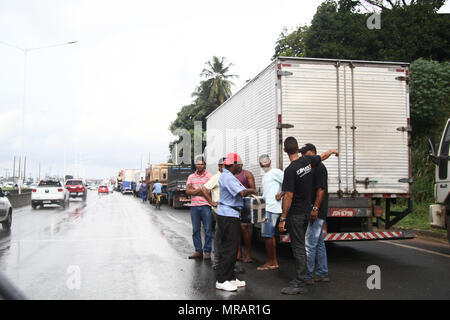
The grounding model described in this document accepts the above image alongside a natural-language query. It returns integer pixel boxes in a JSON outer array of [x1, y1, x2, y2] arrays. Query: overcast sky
[[1, 0, 448, 180]]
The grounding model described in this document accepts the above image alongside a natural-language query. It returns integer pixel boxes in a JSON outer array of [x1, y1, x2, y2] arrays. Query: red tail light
[[32, 189, 37, 192], [58, 189, 63, 192]]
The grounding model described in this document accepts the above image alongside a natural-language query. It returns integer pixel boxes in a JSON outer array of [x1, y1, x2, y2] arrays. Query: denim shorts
[[261, 211, 280, 238]]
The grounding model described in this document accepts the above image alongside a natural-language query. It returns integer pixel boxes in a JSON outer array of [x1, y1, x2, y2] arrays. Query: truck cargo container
[[206, 57, 414, 242], [167, 165, 194, 208]]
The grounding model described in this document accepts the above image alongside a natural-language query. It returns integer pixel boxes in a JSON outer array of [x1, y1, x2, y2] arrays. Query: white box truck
[[206, 57, 414, 242]]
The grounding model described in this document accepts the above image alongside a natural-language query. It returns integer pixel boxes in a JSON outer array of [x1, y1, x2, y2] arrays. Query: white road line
[[382, 241, 450, 258]]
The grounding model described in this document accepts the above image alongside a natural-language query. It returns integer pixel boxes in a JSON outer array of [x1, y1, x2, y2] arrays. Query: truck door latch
[[356, 178, 378, 189], [277, 70, 293, 76], [396, 126, 412, 132]]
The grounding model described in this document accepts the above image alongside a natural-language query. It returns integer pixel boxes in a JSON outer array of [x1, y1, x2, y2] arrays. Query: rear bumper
[[279, 230, 415, 243], [69, 192, 86, 198], [32, 199, 64, 205]]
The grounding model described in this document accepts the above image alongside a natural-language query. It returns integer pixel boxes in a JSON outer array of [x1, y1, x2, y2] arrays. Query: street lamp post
[[0, 40, 78, 194]]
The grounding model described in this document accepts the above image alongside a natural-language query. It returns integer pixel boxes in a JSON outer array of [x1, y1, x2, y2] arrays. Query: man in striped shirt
[[186, 156, 213, 260]]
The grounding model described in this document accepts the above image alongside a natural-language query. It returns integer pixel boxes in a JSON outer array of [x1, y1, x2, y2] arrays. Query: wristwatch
[[312, 206, 319, 212], [280, 216, 287, 222]]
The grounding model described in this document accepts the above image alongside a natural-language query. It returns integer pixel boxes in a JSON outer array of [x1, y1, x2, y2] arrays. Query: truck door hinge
[[277, 70, 293, 77], [396, 126, 412, 132]]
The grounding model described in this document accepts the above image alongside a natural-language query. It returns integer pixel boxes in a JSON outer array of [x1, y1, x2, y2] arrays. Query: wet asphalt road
[[0, 190, 449, 300]]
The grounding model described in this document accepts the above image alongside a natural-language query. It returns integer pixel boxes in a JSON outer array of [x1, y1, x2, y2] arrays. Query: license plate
[[43, 201, 52, 204], [330, 208, 355, 217]]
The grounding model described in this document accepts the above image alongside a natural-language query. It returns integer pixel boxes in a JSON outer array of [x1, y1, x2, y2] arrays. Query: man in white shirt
[[202, 157, 225, 269], [257, 154, 284, 271]]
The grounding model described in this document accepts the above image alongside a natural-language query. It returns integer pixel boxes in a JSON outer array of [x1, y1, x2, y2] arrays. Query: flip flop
[[245, 258, 253, 263], [257, 265, 270, 271], [268, 265, 279, 270]]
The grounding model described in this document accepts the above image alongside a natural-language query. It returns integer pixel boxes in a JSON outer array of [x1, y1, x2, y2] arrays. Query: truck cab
[[428, 118, 450, 243]]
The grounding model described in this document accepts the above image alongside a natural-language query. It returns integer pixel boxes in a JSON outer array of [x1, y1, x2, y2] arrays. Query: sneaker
[[204, 253, 211, 260], [216, 281, 238, 292], [314, 275, 330, 282], [281, 285, 308, 295], [230, 278, 246, 288], [305, 278, 315, 285]]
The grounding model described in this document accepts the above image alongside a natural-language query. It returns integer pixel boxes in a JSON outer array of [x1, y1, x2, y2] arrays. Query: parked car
[[0, 188, 12, 231], [32, 180, 70, 209], [65, 179, 87, 201], [98, 186, 109, 194]]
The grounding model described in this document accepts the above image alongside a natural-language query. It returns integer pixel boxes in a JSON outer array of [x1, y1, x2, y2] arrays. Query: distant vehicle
[[0, 188, 12, 231], [32, 180, 69, 209], [428, 118, 450, 243], [146, 164, 172, 202], [122, 169, 141, 195], [98, 186, 109, 194], [167, 165, 193, 208], [65, 179, 87, 201], [121, 181, 132, 195]]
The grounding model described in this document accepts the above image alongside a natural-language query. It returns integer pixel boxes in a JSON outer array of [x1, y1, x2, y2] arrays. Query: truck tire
[[2, 209, 12, 230]]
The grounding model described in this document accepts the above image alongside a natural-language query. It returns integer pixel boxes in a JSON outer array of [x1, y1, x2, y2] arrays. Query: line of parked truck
[[117, 165, 194, 208]]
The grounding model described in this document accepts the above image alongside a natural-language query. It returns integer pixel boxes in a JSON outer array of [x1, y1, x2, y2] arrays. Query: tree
[[168, 56, 237, 162], [274, 0, 450, 62], [193, 56, 237, 110], [273, 25, 309, 60]]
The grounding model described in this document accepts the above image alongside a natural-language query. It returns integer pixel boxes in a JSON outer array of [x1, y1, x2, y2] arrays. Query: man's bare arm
[[276, 191, 286, 201], [246, 171, 256, 190], [201, 186, 215, 206], [320, 149, 339, 161], [310, 188, 325, 221], [278, 192, 293, 232], [186, 184, 203, 196], [238, 188, 257, 198]]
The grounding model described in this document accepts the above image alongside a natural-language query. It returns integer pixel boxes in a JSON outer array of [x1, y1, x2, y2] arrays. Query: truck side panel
[[206, 62, 278, 186]]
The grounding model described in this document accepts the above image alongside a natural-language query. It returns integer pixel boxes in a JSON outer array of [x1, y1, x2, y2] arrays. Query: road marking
[[382, 241, 450, 258]]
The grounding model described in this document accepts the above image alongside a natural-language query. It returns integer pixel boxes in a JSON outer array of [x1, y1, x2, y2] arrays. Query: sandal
[[257, 265, 270, 271], [245, 258, 253, 263]]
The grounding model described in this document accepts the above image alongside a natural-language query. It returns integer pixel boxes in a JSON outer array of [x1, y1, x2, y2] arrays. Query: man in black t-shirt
[[300, 143, 330, 285], [278, 137, 338, 295]]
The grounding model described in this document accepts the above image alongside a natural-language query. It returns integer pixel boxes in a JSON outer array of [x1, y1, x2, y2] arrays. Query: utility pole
[[13, 156, 16, 183], [24, 156, 26, 184]]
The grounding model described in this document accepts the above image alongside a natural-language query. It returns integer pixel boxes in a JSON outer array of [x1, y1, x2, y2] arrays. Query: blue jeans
[[305, 218, 328, 278], [190, 205, 212, 254]]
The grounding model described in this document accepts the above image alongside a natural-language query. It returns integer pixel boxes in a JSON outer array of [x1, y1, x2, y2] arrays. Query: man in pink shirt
[[186, 156, 212, 260]]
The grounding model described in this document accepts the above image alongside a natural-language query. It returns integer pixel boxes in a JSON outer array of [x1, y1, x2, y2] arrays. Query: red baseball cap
[[223, 153, 243, 165]]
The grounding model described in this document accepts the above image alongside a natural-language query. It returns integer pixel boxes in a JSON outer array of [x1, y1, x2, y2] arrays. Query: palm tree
[[193, 56, 238, 110]]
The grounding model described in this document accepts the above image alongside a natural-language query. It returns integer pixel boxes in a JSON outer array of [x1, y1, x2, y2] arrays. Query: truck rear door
[[280, 59, 410, 196]]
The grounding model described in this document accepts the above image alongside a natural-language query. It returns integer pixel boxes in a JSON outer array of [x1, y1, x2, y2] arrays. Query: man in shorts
[[257, 154, 283, 271]]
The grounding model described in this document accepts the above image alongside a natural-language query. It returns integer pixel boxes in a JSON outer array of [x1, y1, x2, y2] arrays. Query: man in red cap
[[215, 153, 257, 292]]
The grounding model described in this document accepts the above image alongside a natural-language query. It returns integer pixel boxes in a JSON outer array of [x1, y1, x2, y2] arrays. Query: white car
[[0, 188, 12, 230], [31, 180, 70, 209]]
